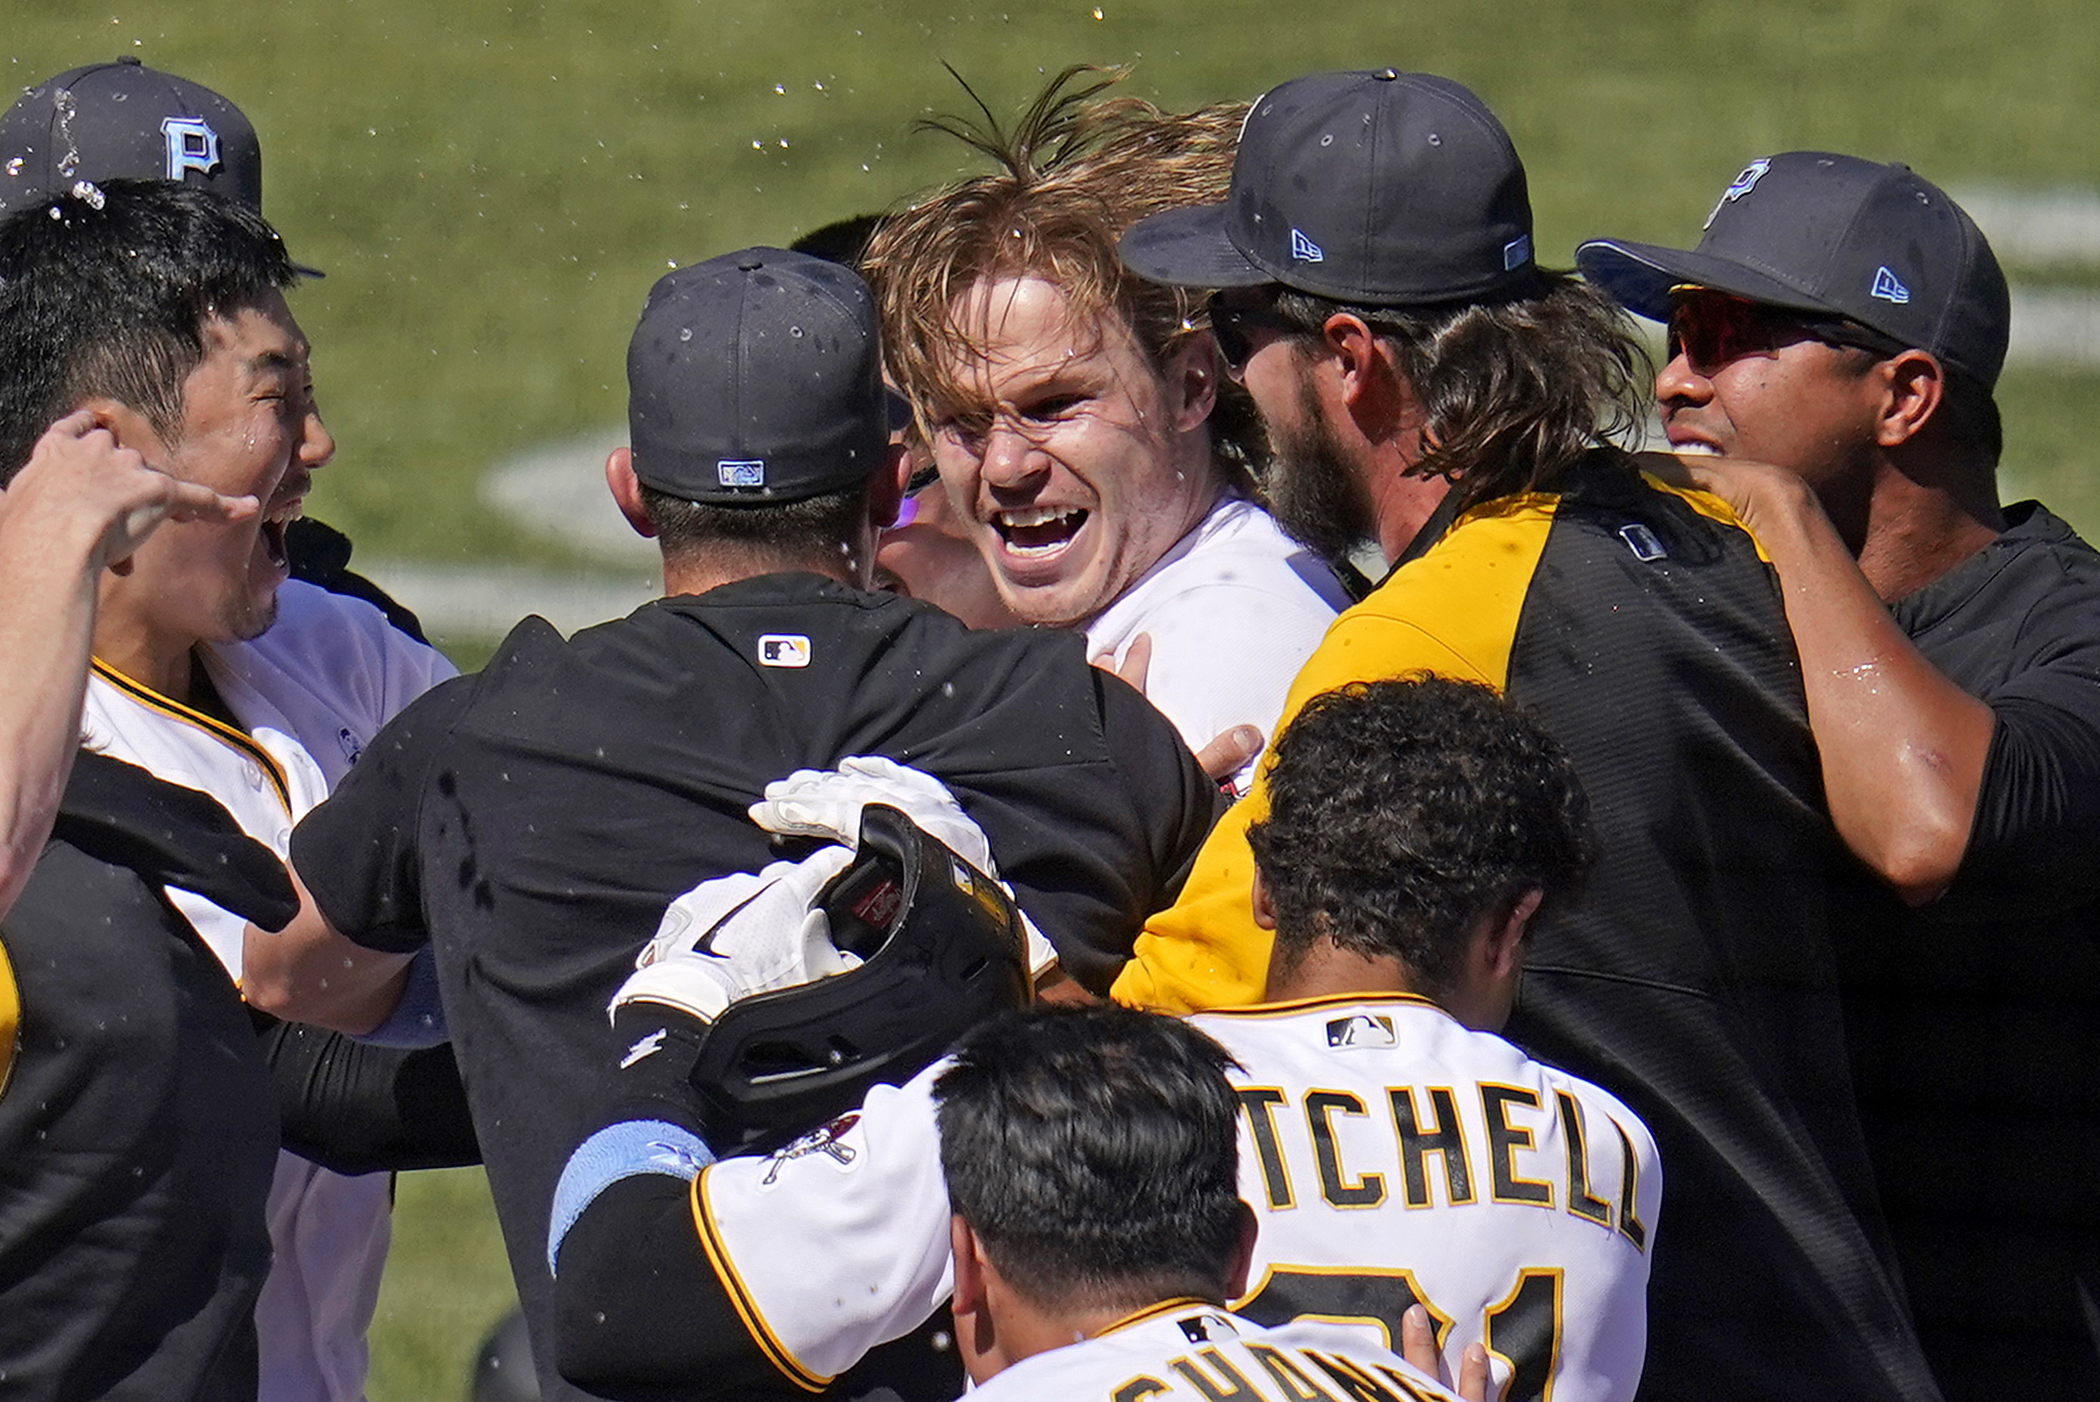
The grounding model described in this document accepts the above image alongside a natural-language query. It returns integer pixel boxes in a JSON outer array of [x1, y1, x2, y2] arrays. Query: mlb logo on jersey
[[162, 116, 221, 180], [718, 459, 766, 488], [759, 635, 811, 668], [1325, 1013, 1396, 1049]]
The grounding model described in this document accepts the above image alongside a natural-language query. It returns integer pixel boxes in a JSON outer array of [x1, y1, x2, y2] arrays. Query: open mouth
[[260, 499, 304, 568], [993, 505, 1087, 557]]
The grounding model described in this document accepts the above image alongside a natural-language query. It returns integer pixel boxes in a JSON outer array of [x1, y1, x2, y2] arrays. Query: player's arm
[[1644, 452, 1994, 905], [548, 851, 955, 1396], [244, 677, 476, 1030], [239, 867, 414, 1033], [0, 411, 257, 916]]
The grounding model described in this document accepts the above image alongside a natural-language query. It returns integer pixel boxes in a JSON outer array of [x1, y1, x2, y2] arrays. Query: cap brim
[[1576, 237, 1844, 324], [1118, 203, 1275, 290]]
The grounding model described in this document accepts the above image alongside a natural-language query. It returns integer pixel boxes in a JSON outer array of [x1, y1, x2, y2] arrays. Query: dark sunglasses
[[1666, 290, 1905, 375], [1207, 292, 1308, 372]]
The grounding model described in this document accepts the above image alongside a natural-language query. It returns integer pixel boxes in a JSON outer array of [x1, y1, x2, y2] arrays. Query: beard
[[1259, 374, 1377, 567]]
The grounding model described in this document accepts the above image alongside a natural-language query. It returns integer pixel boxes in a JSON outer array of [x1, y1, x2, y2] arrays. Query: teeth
[[995, 505, 1079, 529], [1668, 442, 1720, 457]]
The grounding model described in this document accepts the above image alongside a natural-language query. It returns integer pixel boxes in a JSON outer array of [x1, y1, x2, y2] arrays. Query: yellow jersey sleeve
[[1112, 497, 1558, 1013]]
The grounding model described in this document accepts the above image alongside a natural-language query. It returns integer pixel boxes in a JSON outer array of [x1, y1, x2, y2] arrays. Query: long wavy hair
[[861, 67, 1263, 479]]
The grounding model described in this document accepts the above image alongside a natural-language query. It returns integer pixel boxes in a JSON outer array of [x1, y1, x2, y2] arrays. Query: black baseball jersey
[[0, 752, 294, 1402], [1845, 501, 2100, 1400], [1121, 452, 1933, 1402], [292, 572, 1220, 1402]]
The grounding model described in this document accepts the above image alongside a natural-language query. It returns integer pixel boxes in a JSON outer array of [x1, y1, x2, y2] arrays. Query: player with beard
[[863, 70, 1351, 793], [1113, 70, 1939, 1401]]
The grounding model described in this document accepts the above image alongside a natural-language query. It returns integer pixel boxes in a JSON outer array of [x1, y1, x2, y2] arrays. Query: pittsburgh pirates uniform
[[967, 1304, 1463, 1402], [1197, 996, 1658, 1402], [80, 578, 455, 1402], [549, 995, 1658, 1402], [1082, 496, 1351, 792], [297, 576, 1219, 1402], [1115, 453, 1930, 1402]]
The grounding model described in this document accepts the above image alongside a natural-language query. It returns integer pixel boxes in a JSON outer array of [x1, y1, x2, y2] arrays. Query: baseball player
[[862, 71, 1352, 792], [1112, 70, 1934, 1401], [1579, 154, 2100, 1398], [548, 677, 1656, 1402], [0, 57, 428, 642], [0, 177, 457, 1402], [247, 247, 1219, 1402], [0, 412, 259, 919]]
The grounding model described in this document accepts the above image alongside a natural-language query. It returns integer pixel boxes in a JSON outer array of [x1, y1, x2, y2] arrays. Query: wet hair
[[0, 178, 297, 483], [935, 1005, 1244, 1315], [1246, 677, 1595, 1000], [639, 482, 872, 573], [862, 67, 1262, 480], [1271, 273, 1649, 512]]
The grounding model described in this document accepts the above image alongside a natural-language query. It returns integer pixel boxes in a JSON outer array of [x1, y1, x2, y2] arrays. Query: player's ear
[[77, 398, 165, 461], [1250, 869, 1278, 932], [949, 1216, 989, 1316], [1164, 333, 1219, 433], [604, 447, 657, 539], [1876, 349, 1945, 450], [1484, 887, 1544, 979], [1223, 1200, 1260, 1301], [866, 441, 910, 532]]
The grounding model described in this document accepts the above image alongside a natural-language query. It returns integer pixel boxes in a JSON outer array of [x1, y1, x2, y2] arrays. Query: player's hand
[[1093, 631, 1262, 788], [612, 846, 860, 1024], [1399, 1305, 1491, 1402], [4, 410, 259, 570], [751, 755, 997, 878], [1634, 447, 1818, 542]]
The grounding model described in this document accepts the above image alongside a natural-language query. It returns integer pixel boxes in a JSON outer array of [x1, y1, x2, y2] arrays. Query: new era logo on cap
[[1290, 228, 1324, 263], [1871, 266, 1911, 304]]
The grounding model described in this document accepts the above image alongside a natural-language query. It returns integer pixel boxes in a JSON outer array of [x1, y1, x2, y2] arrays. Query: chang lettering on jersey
[[968, 1306, 1464, 1402]]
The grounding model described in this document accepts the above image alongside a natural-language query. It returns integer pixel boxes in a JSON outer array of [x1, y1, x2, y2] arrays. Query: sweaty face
[[1654, 295, 1885, 515], [927, 276, 1221, 628], [119, 290, 333, 651]]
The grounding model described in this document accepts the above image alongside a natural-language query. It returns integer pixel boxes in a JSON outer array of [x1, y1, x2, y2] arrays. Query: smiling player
[[0, 179, 455, 1402], [863, 72, 1351, 789]]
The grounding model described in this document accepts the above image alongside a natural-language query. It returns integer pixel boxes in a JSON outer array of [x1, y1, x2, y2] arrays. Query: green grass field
[[9, 2, 2099, 1396]]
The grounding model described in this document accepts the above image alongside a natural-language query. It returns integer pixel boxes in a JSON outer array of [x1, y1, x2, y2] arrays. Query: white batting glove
[[750, 755, 998, 879], [612, 846, 860, 1024]]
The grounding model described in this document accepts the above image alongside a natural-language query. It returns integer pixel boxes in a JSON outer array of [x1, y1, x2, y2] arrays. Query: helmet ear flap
[[688, 805, 1032, 1155]]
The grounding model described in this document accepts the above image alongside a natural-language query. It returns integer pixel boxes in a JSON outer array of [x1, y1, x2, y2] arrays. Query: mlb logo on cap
[[718, 460, 766, 488]]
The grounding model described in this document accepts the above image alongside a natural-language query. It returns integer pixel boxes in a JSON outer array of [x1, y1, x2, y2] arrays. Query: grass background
[[7, 2, 2098, 1396]]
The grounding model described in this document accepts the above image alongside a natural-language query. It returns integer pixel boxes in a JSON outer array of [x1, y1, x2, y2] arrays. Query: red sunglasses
[[1666, 290, 1902, 375]]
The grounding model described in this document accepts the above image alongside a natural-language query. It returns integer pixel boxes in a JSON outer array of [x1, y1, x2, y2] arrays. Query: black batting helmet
[[689, 804, 1032, 1153]]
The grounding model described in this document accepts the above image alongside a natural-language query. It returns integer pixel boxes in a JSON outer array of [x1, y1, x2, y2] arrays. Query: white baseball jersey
[[1194, 995, 1660, 1402], [969, 1305, 1462, 1402], [683, 996, 1657, 1401], [1082, 496, 1350, 793], [80, 578, 455, 1402]]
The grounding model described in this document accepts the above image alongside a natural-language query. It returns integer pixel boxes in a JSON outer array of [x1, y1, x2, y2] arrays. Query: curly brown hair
[[861, 67, 1262, 476]]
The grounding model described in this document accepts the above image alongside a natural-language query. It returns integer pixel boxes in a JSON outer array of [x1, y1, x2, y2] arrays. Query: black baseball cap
[[627, 248, 890, 504], [1118, 68, 1536, 306], [1577, 152, 2010, 389], [0, 58, 264, 215]]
